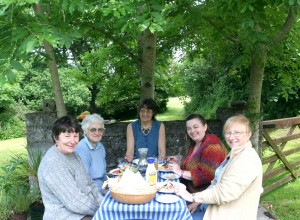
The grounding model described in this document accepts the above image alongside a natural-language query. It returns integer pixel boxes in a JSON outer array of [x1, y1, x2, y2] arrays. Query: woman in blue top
[[125, 98, 166, 162], [75, 114, 107, 195]]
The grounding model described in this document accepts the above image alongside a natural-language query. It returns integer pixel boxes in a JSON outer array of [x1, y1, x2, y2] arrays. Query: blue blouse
[[131, 119, 161, 158], [75, 136, 107, 194]]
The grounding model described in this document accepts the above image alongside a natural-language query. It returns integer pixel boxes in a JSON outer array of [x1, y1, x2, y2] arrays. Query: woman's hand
[[168, 156, 179, 164], [188, 202, 200, 214], [175, 187, 193, 202], [124, 155, 133, 162], [168, 163, 181, 175]]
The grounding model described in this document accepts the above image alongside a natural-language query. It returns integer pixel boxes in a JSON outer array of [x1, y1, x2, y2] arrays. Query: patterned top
[[180, 134, 228, 193]]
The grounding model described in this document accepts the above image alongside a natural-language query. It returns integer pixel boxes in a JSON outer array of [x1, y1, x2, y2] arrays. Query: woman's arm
[[125, 123, 135, 162], [176, 188, 204, 204], [191, 144, 227, 187], [158, 122, 166, 160], [169, 163, 193, 180]]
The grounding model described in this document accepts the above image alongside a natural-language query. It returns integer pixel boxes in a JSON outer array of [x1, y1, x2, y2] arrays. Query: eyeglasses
[[140, 109, 153, 115], [89, 128, 105, 133], [224, 131, 245, 138]]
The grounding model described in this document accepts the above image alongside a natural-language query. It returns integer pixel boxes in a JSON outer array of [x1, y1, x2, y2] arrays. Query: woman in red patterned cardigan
[[169, 114, 228, 217]]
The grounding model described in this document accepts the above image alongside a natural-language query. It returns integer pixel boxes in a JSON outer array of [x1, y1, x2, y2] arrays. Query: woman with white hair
[[75, 113, 107, 195]]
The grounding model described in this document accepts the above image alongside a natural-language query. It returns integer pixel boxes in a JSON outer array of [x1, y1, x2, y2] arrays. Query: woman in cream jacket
[[176, 115, 263, 220]]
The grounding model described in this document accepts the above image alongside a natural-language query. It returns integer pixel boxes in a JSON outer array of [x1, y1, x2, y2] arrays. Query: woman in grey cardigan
[[38, 115, 103, 220]]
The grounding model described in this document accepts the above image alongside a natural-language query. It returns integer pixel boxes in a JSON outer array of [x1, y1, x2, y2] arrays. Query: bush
[[0, 112, 26, 140], [0, 196, 12, 220], [182, 59, 247, 118], [0, 154, 35, 215]]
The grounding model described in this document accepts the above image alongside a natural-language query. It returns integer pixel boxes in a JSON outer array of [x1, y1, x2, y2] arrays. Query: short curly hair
[[52, 115, 81, 143], [81, 114, 104, 133]]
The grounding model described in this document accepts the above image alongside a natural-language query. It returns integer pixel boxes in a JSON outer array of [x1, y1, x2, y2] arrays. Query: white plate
[[157, 163, 170, 172], [109, 168, 123, 176], [132, 159, 139, 164], [156, 182, 186, 193], [161, 173, 180, 180], [156, 194, 180, 203]]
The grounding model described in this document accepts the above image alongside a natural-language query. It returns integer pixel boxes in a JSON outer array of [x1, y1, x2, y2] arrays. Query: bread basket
[[109, 185, 156, 204]]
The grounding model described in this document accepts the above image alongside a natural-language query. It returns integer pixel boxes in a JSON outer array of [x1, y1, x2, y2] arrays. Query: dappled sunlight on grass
[[156, 97, 187, 121]]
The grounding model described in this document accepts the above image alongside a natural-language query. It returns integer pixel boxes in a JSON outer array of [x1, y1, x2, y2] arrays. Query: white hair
[[81, 114, 104, 133]]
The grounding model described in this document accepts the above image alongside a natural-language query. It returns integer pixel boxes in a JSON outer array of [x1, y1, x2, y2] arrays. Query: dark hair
[[185, 114, 212, 148], [52, 115, 82, 143], [137, 98, 157, 120]]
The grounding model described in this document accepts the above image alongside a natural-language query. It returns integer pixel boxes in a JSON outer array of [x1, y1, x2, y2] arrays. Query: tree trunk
[[88, 84, 100, 113], [140, 28, 157, 100], [43, 41, 67, 117], [33, 4, 67, 118], [248, 44, 267, 152]]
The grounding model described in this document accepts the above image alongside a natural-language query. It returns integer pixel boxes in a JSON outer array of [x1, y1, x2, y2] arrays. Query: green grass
[[0, 138, 27, 167], [261, 178, 300, 220], [156, 97, 187, 121], [260, 128, 300, 220]]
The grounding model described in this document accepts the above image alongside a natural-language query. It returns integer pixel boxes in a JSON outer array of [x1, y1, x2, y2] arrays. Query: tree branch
[[271, 3, 299, 46], [88, 25, 137, 62], [202, 16, 240, 44]]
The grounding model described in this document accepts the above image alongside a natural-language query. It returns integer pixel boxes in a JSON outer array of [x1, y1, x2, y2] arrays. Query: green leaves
[[11, 60, 25, 72], [0, 59, 25, 86], [241, 3, 254, 13], [6, 70, 16, 83]]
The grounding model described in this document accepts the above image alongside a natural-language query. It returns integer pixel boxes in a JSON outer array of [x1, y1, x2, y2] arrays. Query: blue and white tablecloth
[[93, 174, 193, 220]]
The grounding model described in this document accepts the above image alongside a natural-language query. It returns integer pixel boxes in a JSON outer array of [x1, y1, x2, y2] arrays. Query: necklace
[[141, 125, 152, 135]]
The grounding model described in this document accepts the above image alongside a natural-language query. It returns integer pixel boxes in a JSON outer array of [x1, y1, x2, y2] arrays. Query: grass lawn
[[0, 137, 27, 168], [156, 97, 187, 121], [261, 178, 300, 220]]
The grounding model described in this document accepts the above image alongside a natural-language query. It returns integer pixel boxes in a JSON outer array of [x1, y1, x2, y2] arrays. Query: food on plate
[[109, 168, 123, 175], [157, 181, 174, 192], [156, 181, 186, 193], [161, 173, 180, 180], [157, 162, 170, 171]]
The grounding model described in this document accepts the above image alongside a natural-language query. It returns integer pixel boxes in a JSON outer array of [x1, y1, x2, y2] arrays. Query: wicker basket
[[110, 187, 156, 204]]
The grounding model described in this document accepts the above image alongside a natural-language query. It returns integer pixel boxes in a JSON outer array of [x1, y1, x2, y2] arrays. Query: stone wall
[[102, 120, 223, 169], [25, 100, 247, 171], [25, 111, 57, 155], [25, 113, 223, 170]]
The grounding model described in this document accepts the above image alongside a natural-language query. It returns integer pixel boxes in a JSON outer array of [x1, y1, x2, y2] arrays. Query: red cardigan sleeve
[[190, 143, 228, 188]]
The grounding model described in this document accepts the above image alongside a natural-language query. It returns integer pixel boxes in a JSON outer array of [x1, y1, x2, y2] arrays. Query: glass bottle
[[145, 158, 157, 186]]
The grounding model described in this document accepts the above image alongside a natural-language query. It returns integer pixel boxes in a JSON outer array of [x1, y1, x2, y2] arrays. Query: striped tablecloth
[[93, 173, 192, 220]]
